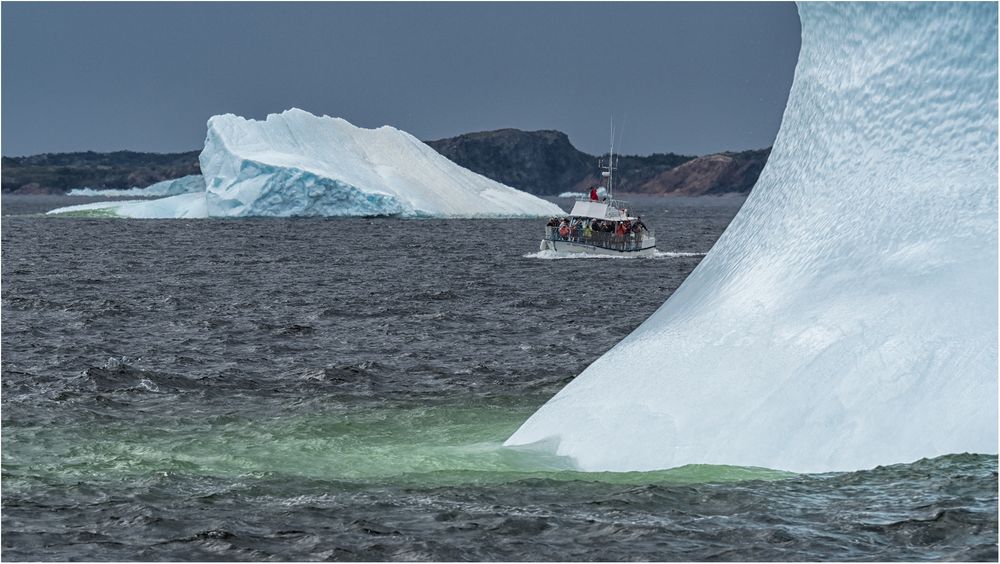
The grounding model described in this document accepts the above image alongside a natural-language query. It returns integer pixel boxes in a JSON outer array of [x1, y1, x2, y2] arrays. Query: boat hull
[[540, 239, 658, 257]]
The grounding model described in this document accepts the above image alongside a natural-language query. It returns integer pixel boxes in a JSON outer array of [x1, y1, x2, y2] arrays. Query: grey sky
[[2, 2, 800, 157]]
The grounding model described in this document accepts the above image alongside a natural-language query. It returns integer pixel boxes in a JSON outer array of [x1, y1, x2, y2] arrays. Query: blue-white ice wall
[[506, 3, 998, 473]]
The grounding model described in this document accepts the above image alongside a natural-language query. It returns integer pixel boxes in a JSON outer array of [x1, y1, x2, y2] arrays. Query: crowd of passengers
[[545, 216, 650, 250]]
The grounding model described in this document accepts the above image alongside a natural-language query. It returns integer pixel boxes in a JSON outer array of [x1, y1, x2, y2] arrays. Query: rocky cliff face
[[427, 129, 768, 196], [633, 149, 771, 195], [424, 129, 594, 196], [571, 152, 698, 194]]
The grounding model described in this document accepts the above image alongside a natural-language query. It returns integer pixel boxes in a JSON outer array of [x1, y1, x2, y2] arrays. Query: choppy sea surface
[[2, 194, 996, 561]]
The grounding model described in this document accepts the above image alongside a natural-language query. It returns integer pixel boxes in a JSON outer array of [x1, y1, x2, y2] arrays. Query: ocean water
[[2, 195, 996, 561]]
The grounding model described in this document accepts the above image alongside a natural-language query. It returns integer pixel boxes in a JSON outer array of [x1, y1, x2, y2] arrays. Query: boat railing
[[544, 226, 655, 252], [608, 198, 630, 211]]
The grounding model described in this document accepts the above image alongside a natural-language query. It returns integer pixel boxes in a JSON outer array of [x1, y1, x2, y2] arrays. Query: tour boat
[[540, 136, 656, 257]]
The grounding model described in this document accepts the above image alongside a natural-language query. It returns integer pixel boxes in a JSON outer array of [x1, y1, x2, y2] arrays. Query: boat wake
[[524, 250, 705, 260]]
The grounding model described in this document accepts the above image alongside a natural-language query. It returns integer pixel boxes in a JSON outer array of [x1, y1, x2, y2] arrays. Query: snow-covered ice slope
[[506, 3, 998, 473], [67, 175, 206, 198], [200, 109, 563, 218], [49, 110, 562, 218]]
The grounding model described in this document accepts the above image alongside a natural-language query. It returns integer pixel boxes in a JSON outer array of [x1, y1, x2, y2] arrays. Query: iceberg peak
[[200, 109, 562, 218]]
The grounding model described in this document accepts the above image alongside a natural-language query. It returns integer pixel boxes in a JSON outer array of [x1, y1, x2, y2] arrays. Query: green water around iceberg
[[3, 402, 793, 491]]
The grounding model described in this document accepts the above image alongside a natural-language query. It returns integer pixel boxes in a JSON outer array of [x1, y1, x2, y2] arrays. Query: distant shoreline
[[2, 129, 770, 198]]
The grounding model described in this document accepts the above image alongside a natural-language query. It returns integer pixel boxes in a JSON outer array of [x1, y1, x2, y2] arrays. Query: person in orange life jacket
[[558, 220, 571, 240]]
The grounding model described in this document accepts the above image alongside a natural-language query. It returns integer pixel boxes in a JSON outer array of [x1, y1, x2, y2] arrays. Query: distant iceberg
[[49, 109, 563, 219], [67, 175, 206, 198]]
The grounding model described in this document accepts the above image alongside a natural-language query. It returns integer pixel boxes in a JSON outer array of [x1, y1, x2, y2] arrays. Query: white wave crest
[[523, 250, 705, 260]]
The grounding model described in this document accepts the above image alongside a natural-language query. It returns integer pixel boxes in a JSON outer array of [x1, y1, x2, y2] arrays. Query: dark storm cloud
[[1, 2, 800, 156]]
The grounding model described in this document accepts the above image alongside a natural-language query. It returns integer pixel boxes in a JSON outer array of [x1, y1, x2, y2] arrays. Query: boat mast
[[597, 115, 618, 209], [602, 115, 616, 201]]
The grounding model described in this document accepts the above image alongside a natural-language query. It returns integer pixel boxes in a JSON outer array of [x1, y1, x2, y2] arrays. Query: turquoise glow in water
[[3, 402, 793, 490]]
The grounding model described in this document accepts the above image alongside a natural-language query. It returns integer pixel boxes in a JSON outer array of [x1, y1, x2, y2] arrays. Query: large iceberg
[[49, 110, 562, 219], [505, 3, 998, 473]]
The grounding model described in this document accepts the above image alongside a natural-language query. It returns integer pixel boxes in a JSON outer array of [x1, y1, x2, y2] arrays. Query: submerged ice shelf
[[67, 175, 206, 198], [506, 2, 999, 473], [49, 110, 562, 219]]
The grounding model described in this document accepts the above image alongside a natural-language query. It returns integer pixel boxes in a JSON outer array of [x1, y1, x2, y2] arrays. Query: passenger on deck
[[546, 217, 560, 240], [583, 220, 593, 240], [558, 220, 570, 240], [590, 186, 599, 201]]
